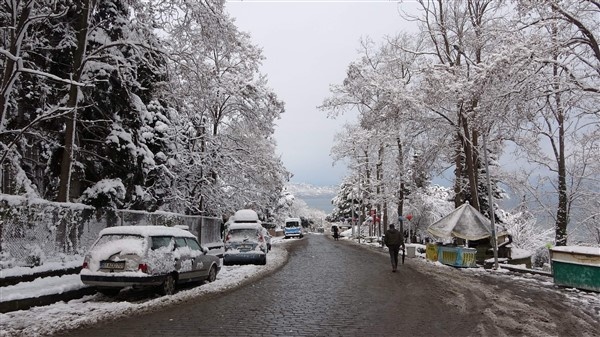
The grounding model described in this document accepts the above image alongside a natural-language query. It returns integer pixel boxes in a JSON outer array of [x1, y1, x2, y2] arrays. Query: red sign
[[406, 214, 413, 221]]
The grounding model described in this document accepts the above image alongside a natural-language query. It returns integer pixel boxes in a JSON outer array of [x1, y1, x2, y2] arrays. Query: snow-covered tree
[[508, 1, 600, 245], [141, 0, 288, 215], [0, 0, 289, 222]]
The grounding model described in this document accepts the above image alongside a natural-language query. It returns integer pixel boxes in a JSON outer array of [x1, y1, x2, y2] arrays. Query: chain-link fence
[[0, 195, 224, 268], [0, 196, 100, 268]]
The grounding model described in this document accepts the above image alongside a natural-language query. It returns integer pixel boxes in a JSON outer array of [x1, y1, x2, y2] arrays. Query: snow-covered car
[[223, 223, 269, 265], [80, 225, 221, 296], [223, 209, 268, 265]]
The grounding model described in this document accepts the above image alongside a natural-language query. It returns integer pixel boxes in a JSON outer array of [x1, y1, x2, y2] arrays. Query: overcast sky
[[225, 0, 419, 187]]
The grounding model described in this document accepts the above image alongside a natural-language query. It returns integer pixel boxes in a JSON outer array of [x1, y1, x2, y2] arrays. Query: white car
[[80, 225, 221, 296], [223, 209, 269, 265], [223, 223, 269, 265]]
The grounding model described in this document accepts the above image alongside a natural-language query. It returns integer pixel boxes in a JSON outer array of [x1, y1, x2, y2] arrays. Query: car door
[[185, 237, 209, 280], [148, 235, 176, 274], [174, 237, 194, 283]]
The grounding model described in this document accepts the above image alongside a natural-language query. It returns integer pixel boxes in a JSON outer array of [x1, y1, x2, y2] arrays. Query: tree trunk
[[57, 0, 92, 202], [549, 15, 569, 246], [375, 144, 384, 237], [360, 152, 370, 236], [459, 110, 480, 211], [57, 1, 92, 252], [396, 137, 404, 220], [383, 200, 388, 235], [554, 69, 568, 246], [454, 134, 464, 208]]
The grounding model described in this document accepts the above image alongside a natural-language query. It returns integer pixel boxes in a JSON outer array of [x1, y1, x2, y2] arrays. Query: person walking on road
[[384, 224, 405, 272], [332, 225, 340, 241]]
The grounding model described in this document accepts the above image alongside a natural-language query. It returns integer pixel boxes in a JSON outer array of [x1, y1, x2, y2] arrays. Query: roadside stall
[[549, 246, 600, 292], [426, 203, 506, 268]]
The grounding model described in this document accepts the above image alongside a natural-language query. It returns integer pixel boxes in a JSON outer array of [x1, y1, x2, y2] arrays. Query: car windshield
[[286, 222, 300, 228], [228, 228, 259, 240]]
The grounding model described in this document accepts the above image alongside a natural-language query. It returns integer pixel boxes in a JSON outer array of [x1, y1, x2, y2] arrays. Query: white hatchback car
[[223, 209, 269, 265], [80, 225, 221, 296], [223, 222, 269, 265]]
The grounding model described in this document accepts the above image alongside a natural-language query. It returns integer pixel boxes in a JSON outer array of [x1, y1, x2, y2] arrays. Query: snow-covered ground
[[0, 258, 82, 278], [336, 232, 600, 321], [1, 233, 599, 337], [1, 274, 85, 302]]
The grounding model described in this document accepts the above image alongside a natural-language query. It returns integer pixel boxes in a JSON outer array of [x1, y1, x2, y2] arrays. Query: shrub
[[532, 246, 550, 269]]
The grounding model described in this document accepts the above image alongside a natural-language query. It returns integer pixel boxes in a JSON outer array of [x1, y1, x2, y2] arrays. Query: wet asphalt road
[[58, 234, 475, 336]]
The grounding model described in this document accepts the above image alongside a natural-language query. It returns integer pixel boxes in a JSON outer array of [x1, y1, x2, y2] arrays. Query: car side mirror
[[202, 247, 209, 255]]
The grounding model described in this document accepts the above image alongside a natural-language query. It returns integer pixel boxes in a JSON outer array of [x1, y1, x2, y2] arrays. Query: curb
[[498, 264, 552, 277], [1, 267, 88, 313], [0, 287, 96, 313], [0, 267, 82, 287]]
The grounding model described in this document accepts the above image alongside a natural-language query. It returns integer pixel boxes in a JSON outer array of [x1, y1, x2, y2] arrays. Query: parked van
[[284, 217, 303, 239], [223, 209, 268, 265]]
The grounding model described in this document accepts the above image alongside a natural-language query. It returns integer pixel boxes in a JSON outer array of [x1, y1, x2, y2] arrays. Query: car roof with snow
[[228, 223, 263, 230], [99, 225, 196, 238], [232, 209, 259, 222]]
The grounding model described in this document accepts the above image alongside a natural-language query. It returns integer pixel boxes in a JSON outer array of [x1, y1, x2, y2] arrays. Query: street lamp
[[452, 45, 499, 269]]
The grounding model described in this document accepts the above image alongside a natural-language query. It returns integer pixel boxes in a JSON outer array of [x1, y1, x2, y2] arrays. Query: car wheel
[[207, 265, 217, 282], [98, 288, 120, 297], [158, 274, 176, 296], [260, 255, 267, 265]]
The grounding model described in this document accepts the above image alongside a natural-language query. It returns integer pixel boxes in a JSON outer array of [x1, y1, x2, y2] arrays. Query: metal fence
[[0, 195, 224, 268], [0, 196, 99, 267]]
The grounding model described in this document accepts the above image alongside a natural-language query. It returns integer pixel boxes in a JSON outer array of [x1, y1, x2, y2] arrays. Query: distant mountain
[[286, 182, 336, 197]]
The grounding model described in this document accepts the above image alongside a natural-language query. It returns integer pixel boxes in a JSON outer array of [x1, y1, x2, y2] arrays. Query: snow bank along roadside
[[1, 274, 85, 302], [0, 258, 82, 279], [0, 243, 289, 337]]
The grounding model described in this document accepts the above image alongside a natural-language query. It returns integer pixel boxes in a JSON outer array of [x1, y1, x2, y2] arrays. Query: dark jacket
[[384, 228, 403, 246]]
